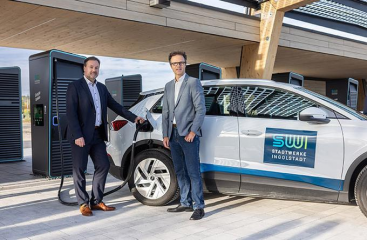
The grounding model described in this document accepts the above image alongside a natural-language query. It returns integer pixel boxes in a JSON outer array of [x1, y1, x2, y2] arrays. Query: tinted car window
[[204, 86, 235, 116], [153, 87, 237, 115], [236, 86, 318, 120], [297, 87, 366, 120], [152, 86, 337, 120], [151, 97, 163, 114]]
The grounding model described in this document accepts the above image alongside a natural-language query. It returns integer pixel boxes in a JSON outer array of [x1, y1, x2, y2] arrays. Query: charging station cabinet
[[29, 50, 85, 177], [326, 78, 359, 110], [186, 63, 221, 81], [272, 72, 304, 86], [0, 67, 23, 162], [105, 74, 142, 123]]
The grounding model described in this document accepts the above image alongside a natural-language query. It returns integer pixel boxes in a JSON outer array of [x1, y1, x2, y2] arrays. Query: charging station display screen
[[34, 104, 44, 126]]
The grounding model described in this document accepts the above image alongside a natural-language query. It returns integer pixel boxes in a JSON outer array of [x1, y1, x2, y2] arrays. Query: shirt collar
[[84, 75, 97, 86], [175, 73, 186, 83]]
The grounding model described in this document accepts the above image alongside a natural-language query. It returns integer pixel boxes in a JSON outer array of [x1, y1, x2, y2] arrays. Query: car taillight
[[111, 120, 128, 131]]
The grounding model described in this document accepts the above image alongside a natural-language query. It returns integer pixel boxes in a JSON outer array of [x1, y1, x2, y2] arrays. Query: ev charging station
[[0, 67, 23, 162], [186, 63, 222, 81], [105, 74, 142, 123], [272, 72, 304, 86], [271, 74, 359, 110], [326, 78, 359, 110], [29, 50, 85, 177]]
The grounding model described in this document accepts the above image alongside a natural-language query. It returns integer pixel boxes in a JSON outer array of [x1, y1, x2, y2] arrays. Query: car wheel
[[128, 149, 179, 206], [355, 165, 367, 217]]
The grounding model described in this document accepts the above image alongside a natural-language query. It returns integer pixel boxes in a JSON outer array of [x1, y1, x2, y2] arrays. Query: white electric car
[[107, 79, 367, 217]]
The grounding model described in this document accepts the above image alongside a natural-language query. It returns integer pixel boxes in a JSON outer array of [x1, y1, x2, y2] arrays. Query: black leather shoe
[[167, 204, 193, 212], [190, 208, 205, 220]]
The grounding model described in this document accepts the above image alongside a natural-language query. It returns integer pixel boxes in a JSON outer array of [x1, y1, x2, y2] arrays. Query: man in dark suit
[[66, 56, 144, 216]]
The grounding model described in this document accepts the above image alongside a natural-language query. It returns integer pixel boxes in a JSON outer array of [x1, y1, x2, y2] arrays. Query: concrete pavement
[[1, 148, 367, 240]]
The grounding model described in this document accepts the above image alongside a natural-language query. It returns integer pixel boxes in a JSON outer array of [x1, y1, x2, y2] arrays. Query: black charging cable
[[52, 59, 77, 206], [57, 116, 148, 206], [54, 59, 150, 206], [100, 121, 146, 196]]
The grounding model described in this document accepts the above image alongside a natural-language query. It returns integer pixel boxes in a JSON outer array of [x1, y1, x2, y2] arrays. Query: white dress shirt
[[84, 76, 102, 127], [173, 73, 186, 124]]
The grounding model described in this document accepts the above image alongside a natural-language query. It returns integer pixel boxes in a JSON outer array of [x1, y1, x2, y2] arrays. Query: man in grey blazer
[[162, 51, 206, 220]]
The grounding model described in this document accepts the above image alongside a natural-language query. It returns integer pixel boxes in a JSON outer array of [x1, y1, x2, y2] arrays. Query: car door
[[236, 85, 344, 202], [200, 85, 240, 193]]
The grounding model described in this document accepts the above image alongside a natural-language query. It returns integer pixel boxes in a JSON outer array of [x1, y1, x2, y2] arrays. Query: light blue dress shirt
[[84, 76, 102, 127]]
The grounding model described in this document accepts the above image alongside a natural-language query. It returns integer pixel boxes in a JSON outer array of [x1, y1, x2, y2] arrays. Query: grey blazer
[[162, 74, 205, 138]]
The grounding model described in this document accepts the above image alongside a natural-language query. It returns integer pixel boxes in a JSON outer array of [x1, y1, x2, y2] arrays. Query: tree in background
[[22, 95, 30, 121]]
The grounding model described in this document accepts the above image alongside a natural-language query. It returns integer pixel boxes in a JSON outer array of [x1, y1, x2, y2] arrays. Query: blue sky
[[0, 47, 175, 96]]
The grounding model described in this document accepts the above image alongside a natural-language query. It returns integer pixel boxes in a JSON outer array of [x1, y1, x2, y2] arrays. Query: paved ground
[[22, 122, 31, 149], [1, 149, 367, 240], [1, 124, 367, 239]]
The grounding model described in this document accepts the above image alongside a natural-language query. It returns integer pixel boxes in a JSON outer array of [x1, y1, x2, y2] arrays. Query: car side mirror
[[299, 107, 330, 124]]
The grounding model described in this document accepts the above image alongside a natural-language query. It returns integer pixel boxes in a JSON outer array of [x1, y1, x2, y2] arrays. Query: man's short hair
[[168, 51, 187, 63], [84, 56, 100, 66]]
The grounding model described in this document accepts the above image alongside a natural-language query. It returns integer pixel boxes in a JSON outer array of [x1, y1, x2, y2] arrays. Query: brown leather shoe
[[80, 204, 93, 216], [91, 202, 115, 211]]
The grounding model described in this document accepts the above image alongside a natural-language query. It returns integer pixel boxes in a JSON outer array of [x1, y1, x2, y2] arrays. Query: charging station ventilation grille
[[51, 78, 74, 176], [123, 79, 142, 107], [106, 74, 142, 123], [0, 67, 23, 162]]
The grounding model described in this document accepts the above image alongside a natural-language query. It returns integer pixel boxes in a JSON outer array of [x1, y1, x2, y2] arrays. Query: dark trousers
[[71, 128, 110, 205], [169, 127, 205, 210]]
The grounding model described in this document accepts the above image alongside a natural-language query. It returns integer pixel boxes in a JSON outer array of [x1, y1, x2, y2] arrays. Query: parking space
[[1, 148, 367, 240]]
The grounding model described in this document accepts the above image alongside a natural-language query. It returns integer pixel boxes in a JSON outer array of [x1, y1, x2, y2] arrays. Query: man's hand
[[135, 116, 145, 124], [75, 137, 85, 147], [185, 131, 196, 142], [163, 137, 170, 149]]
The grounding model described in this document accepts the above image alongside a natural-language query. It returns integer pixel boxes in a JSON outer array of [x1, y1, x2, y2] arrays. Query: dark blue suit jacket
[[66, 78, 137, 145]]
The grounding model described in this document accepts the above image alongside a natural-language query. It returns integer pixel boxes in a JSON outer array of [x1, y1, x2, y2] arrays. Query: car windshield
[[130, 94, 163, 117], [296, 87, 367, 120]]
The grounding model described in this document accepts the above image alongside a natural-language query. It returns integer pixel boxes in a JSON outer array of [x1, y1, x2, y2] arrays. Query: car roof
[[140, 88, 164, 95], [140, 79, 296, 95]]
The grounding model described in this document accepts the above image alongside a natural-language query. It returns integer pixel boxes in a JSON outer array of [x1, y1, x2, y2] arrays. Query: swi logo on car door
[[263, 128, 317, 168]]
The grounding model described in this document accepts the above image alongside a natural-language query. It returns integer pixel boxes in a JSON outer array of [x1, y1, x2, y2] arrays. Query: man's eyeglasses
[[170, 62, 186, 67]]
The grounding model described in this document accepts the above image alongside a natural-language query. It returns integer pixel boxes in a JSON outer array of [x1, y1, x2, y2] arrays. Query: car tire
[[128, 149, 179, 206], [355, 165, 367, 217]]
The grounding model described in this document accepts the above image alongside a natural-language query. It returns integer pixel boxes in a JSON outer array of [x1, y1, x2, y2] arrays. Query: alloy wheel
[[133, 158, 171, 199]]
